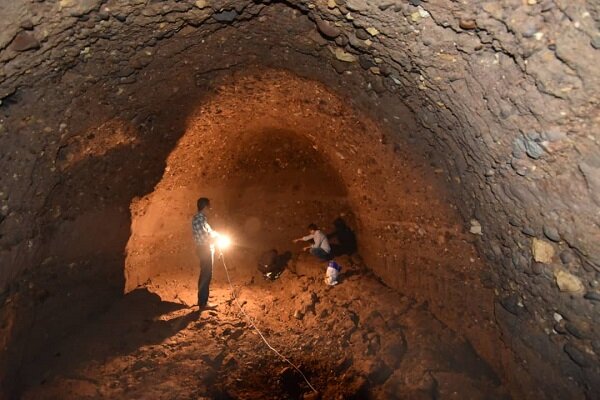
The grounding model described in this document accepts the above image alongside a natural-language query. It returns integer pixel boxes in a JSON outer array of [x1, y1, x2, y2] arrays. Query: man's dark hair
[[197, 197, 210, 211], [308, 223, 318, 231]]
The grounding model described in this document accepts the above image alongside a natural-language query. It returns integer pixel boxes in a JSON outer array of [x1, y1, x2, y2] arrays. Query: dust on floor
[[20, 254, 509, 400]]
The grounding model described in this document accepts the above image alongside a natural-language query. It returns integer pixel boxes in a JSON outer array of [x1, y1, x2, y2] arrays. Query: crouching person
[[293, 223, 332, 261], [258, 249, 292, 280], [325, 260, 341, 286]]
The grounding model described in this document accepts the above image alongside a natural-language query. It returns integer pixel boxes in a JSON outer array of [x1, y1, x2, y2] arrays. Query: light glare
[[217, 234, 231, 249]]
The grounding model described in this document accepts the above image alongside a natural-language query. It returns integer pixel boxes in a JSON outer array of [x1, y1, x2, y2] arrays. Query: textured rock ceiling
[[0, 0, 599, 398]]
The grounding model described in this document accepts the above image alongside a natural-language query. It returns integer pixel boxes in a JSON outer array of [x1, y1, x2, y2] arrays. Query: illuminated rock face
[[0, 0, 599, 398]]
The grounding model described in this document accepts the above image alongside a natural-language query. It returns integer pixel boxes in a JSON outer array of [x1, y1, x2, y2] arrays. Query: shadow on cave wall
[[0, 74, 228, 397]]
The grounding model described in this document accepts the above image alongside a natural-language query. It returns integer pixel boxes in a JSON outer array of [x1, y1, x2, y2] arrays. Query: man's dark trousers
[[197, 246, 213, 306]]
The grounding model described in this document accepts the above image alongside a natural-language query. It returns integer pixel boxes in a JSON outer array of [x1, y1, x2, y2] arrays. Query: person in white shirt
[[293, 223, 332, 261]]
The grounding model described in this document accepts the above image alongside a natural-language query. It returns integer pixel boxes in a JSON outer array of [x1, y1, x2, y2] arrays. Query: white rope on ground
[[217, 252, 318, 394]]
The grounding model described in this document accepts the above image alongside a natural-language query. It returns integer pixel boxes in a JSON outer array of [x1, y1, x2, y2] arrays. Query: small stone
[[543, 225, 560, 242], [355, 29, 369, 40], [553, 312, 563, 322], [591, 36, 600, 50], [559, 249, 577, 265], [335, 35, 348, 47], [409, 0, 421, 5], [366, 27, 379, 36], [328, 0, 336, 8], [469, 219, 482, 235], [584, 291, 600, 302], [331, 60, 348, 74], [459, 19, 477, 30], [59, 0, 100, 16], [524, 139, 545, 159], [316, 19, 341, 39], [554, 269, 584, 293], [410, 11, 422, 23], [345, 0, 368, 12], [194, 0, 209, 9], [294, 310, 304, 320], [511, 158, 530, 176], [512, 138, 526, 158], [10, 31, 40, 52], [522, 226, 536, 237], [531, 262, 544, 275], [358, 54, 376, 69], [20, 20, 34, 30], [527, 0, 537, 4], [379, 64, 391, 76], [532, 238, 554, 263], [554, 322, 567, 334], [213, 9, 237, 22], [332, 47, 357, 62], [500, 294, 524, 315]]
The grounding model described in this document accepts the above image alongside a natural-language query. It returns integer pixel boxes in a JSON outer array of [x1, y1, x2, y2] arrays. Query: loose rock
[[459, 19, 477, 30], [469, 219, 482, 235], [554, 269, 584, 293], [332, 47, 357, 63], [532, 238, 554, 263], [543, 225, 560, 242], [316, 18, 341, 39], [10, 32, 40, 52], [213, 10, 237, 22], [194, 0, 209, 9], [584, 291, 600, 302]]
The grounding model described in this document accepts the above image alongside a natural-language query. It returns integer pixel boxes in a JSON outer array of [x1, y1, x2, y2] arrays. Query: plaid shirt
[[192, 212, 212, 245]]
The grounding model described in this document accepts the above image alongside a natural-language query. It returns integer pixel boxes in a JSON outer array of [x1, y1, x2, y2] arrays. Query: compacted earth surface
[[20, 254, 508, 400]]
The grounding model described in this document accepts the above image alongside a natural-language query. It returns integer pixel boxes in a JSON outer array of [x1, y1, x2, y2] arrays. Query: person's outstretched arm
[[292, 233, 314, 243]]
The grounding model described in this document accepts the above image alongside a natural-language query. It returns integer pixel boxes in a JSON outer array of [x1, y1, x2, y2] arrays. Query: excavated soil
[[20, 256, 508, 400]]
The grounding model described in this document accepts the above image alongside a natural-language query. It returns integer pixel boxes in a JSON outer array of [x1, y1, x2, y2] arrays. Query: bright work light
[[216, 234, 231, 250]]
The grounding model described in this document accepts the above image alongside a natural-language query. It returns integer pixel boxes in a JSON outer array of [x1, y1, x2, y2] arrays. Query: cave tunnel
[[0, 0, 599, 399]]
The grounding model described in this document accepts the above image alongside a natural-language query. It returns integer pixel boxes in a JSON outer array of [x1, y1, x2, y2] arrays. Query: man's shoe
[[200, 303, 218, 311]]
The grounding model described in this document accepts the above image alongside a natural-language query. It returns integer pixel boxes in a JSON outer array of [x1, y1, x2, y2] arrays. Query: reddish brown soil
[[21, 255, 507, 399]]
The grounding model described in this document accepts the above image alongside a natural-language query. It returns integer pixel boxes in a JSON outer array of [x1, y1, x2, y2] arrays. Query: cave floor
[[20, 254, 509, 400]]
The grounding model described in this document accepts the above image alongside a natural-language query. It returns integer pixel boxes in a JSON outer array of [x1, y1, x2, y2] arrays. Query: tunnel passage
[[125, 119, 353, 303], [1, 0, 599, 399]]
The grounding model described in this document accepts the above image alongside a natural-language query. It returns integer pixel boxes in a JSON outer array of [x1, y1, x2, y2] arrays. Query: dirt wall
[[1, 0, 599, 398]]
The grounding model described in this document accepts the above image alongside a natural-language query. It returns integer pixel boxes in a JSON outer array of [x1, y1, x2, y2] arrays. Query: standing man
[[293, 223, 332, 261], [192, 197, 218, 310]]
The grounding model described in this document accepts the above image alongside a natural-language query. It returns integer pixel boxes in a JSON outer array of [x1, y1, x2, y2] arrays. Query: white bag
[[325, 265, 339, 286]]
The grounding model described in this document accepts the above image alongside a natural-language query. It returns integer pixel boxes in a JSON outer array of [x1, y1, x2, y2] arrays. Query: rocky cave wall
[[0, 0, 599, 398]]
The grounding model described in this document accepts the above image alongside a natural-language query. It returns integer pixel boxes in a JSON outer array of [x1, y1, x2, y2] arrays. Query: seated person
[[257, 249, 290, 280], [293, 223, 332, 261], [328, 217, 357, 256]]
